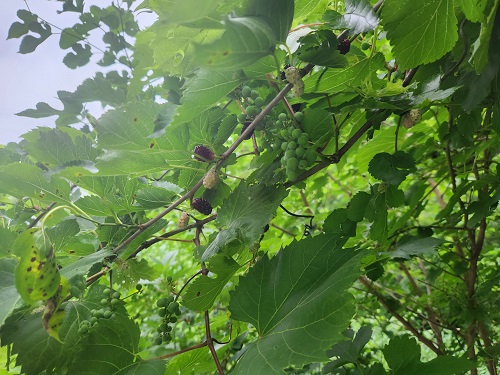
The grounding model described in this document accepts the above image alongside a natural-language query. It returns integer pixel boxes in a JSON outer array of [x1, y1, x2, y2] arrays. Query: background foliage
[[1, 0, 499, 374]]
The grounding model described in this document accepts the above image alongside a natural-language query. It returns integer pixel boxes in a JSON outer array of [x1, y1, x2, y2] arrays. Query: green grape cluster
[[153, 294, 182, 345], [79, 288, 120, 335], [261, 111, 317, 180], [238, 85, 267, 137]]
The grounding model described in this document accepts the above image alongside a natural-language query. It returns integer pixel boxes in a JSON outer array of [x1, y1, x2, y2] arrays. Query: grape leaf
[[301, 108, 333, 143], [323, 0, 379, 34], [0, 227, 17, 257], [381, 0, 458, 70], [383, 336, 474, 374], [116, 360, 165, 374], [229, 234, 363, 375], [183, 256, 241, 311], [45, 219, 81, 253], [165, 347, 215, 374], [60, 249, 112, 280], [458, 0, 487, 22], [0, 258, 21, 326], [63, 43, 92, 69], [201, 182, 288, 260]]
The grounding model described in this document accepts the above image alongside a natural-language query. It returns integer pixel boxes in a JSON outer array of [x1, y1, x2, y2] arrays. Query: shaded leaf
[[229, 234, 363, 375], [390, 237, 443, 259], [323, 0, 379, 34], [0, 258, 21, 326]]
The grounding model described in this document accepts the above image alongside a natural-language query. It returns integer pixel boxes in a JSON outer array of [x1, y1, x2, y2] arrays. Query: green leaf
[[306, 52, 385, 94], [174, 70, 244, 124], [301, 108, 333, 143], [242, 0, 294, 41], [16, 102, 62, 119], [324, 327, 373, 370], [228, 234, 363, 375], [323, 0, 379, 34], [0, 258, 21, 326], [383, 336, 475, 374], [14, 231, 61, 304], [381, 0, 458, 70], [347, 192, 371, 222], [194, 16, 276, 70], [117, 360, 165, 375], [459, 0, 487, 22], [201, 182, 287, 260], [0, 227, 17, 257], [60, 249, 112, 280], [22, 128, 100, 168], [63, 43, 92, 69], [0, 163, 71, 204], [135, 186, 178, 209], [390, 237, 444, 259], [183, 256, 241, 311], [46, 219, 80, 253], [150, 0, 220, 24], [469, 0, 500, 72], [323, 208, 357, 238], [165, 347, 215, 374], [368, 151, 415, 186], [94, 101, 177, 151]]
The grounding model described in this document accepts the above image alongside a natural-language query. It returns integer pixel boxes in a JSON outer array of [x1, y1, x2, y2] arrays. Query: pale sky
[[0, 1, 154, 145]]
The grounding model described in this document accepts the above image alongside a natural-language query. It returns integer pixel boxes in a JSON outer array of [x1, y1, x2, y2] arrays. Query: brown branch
[[359, 276, 443, 355], [270, 223, 297, 237], [205, 311, 224, 375], [155, 341, 207, 360]]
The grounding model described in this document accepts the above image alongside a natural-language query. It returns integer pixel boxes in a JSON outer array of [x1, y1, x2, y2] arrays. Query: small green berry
[[158, 308, 167, 317], [241, 86, 251, 98], [360, 42, 370, 50], [250, 90, 259, 100], [278, 113, 287, 121], [294, 112, 304, 122], [254, 97, 264, 107], [237, 113, 247, 123], [167, 276, 173, 282], [135, 284, 143, 291], [154, 336, 163, 346], [112, 291, 120, 299], [157, 298, 168, 308], [100, 298, 108, 305], [103, 310, 112, 319], [292, 128, 302, 138]]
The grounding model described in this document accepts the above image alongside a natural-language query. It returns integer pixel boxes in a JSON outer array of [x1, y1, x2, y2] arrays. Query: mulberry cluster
[[337, 39, 351, 55], [203, 168, 219, 189], [193, 145, 214, 162], [192, 197, 212, 215], [177, 211, 189, 228]]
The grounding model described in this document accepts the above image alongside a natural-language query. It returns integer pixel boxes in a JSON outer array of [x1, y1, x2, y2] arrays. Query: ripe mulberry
[[192, 197, 212, 215], [337, 39, 351, 55], [193, 145, 214, 162]]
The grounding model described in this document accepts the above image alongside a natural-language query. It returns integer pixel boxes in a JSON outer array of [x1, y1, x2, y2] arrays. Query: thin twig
[[27, 202, 56, 229], [205, 311, 224, 375]]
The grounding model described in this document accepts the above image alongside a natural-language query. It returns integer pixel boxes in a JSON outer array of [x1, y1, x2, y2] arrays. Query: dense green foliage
[[1, 0, 499, 374]]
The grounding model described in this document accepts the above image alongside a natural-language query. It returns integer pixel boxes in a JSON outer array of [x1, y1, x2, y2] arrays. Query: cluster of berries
[[284, 67, 304, 97], [78, 288, 121, 335], [153, 288, 181, 345]]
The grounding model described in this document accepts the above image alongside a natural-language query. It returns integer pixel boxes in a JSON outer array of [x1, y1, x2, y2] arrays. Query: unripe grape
[[287, 141, 297, 150], [278, 113, 287, 121], [246, 106, 257, 117], [241, 86, 251, 98], [294, 112, 304, 122], [360, 42, 370, 50], [287, 157, 299, 169], [285, 149, 295, 158], [237, 113, 247, 123], [280, 129, 288, 139], [250, 90, 259, 99], [168, 301, 180, 313], [295, 147, 306, 157], [281, 142, 288, 151], [292, 128, 302, 138], [298, 134, 309, 146], [298, 159, 308, 169], [157, 298, 168, 307], [254, 97, 264, 107], [103, 310, 112, 319], [112, 291, 120, 299], [154, 336, 163, 345]]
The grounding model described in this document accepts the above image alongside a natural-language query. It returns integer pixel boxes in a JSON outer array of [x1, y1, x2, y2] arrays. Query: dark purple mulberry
[[337, 39, 351, 55], [240, 121, 254, 140], [193, 145, 214, 162], [192, 198, 212, 215]]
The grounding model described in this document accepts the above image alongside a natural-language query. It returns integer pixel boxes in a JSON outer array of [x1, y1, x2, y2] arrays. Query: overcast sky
[[0, 1, 154, 145]]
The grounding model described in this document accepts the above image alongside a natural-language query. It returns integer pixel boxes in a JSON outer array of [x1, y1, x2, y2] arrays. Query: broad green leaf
[[228, 234, 363, 375], [150, 0, 220, 24], [368, 151, 415, 186], [459, 0, 487, 22], [301, 108, 333, 143], [0, 227, 17, 257], [183, 256, 241, 311], [323, 208, 358, 238], [150, 22, 221, 76], [113, 258, 160, 288], [0, 258, 21, 326], [293, 0, 329, 25], [174, 70, 244, 124], [22, 128, 100, 167], [0, 163, 71, 203], [324, 327, 373, 370], [135, 186, 178, 209], [201, 182, 288, 260], [305, 52, 385, 94], [165, 347, 215, 374], [323, 0, 379, 34], [390, 237, 443, 259], [469, 0, 500, 72], [63, 43, 92, 69], [383, 336, 475, 374], [118, 219, 167, 259], [381, 0, 458, 70], [117, 360, 165, 375], [60, 249, 112, 280], [347, 191, 371, 222], [242, 0, 294, 41], [16, 102, 61, 119], [14, 231, 61, 304], [194, 16, 276, 70], [46, 219, 80, 253], [94, 101, 177, 151]]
